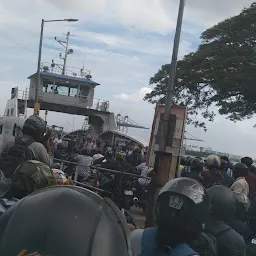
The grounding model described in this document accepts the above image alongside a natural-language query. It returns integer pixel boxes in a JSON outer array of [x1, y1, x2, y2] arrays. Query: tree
[[144, 3, 256, 130]]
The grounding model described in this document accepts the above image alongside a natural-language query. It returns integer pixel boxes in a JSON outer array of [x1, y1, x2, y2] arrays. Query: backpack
[[190, 232, 218, 256], [11, 160, 57, 197], [0, 138, 34, 178], [141, 227, 198, 256], [194, 225, 232, 256]]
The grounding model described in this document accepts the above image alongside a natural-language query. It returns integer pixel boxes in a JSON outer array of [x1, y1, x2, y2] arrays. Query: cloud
[[0, 0, 255, 156], [40, 0, 253, 34], [184, 0, 254, 28], [114, 87, 152, 102]]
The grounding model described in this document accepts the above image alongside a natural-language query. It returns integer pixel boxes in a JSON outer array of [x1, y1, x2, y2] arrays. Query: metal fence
[[54, 158, 151, 181], [53, 158, 151, 202]]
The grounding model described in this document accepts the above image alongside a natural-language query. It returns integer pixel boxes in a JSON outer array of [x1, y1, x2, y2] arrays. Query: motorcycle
[[122, 178, 149, 213], [132, 185, 149, 213]]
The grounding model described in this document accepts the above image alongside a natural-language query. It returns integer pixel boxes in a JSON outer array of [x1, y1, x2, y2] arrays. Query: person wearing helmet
[[126, 142, 134, 157], [54, 142, 67, 161], [91, 148, 104, 163], [98, 148, 120, 191], [116, 151, 134, 174], [22, 115, 53, 166], [100, 148, 119, 170], [230, 163, 249, 196], [199, 155, 224, 188], [127, 148, 143, 167], [205, 185, 246, 256], [130, 177, 210, 256], [220, 157, 235, 187], [241, 157, 256, 198], [181, 158, 203, 181], [0, 186, 132, 256], [73, 148, 93, 182], [0, 116, 53, 177], [227, 192, 253, 243]]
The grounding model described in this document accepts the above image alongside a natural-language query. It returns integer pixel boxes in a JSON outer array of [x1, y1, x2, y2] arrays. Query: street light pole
[[34, 18, 78, 115], [145, 0, 186, 228], [35, 19, 44, 108], [160, 0, 186, 151]]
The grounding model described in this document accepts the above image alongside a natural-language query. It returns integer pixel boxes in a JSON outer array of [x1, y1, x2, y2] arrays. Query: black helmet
[[207, 185, 235, 222], [232, 191, 250, 221], [155, 178, 210, 247], [57, 142, 65, 151], [81, 148, 91, 156], [180, 156, 187, 166], [233, 163, 249, 179], [220, 159, 229, 172], [22, 115, 46, 142], [241, 157, 253, 167], [0, 186, 131, 256], [190, 158, 203, 173], [105, 148, 113, 158], [133, 148, 141, 155]]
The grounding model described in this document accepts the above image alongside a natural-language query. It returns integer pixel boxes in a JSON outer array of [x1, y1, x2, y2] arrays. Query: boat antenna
[[55, 31, 74, 75], [80, 53, 86, 77]]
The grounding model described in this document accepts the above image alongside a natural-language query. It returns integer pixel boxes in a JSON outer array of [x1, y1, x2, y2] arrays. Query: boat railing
[[17, 88, 110, 112], [40, 62, 92, 80], [18, 89, 29, 101]]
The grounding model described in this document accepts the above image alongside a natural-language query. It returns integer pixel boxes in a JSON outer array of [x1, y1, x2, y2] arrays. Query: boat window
[[0, 125, 2, 134], [80, 87, 89, 97], [7, 109, 10, 116], [10, 108, 14, 116], [42, 78, 79, 97]]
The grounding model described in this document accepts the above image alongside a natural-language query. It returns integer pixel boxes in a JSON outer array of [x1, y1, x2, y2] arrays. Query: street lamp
[[34, 18, 78, 115], [160, 0, 186, 151]]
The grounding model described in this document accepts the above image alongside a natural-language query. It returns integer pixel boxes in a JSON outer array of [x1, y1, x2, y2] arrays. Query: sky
[[0, 0, 255, 157]]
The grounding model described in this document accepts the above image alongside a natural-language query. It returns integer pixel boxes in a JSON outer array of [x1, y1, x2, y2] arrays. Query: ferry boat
[[0, 33, 148, 154]]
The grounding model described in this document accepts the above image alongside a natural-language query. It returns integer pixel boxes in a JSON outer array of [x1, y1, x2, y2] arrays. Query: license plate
[[124, 190, 133, 196]]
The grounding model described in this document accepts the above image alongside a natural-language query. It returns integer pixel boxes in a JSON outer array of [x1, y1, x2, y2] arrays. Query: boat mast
[[55, 31, 73, 75]]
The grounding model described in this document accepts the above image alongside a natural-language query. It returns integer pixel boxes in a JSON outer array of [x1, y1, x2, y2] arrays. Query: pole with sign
[[145, 0, 186, 228]]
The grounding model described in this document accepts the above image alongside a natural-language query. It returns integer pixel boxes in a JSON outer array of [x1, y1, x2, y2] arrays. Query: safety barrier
[[54, 158, 151, 181], [54, 158, 151, 209], [17, 88, 110, 112]]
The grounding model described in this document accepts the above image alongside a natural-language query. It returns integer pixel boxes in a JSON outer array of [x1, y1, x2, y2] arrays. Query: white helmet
[[206, 155, 221, 169]]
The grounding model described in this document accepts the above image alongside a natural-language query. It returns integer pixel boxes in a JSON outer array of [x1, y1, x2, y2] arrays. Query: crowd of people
[[2, 115, 256, 255]]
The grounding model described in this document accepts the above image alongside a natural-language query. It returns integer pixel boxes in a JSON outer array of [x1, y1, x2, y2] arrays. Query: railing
[[18, 89, 29, 101], [40, 62, 92, 80], [17, 89, 110, 112], [54, 158, 151, 181], [54, 158, 151, 209]]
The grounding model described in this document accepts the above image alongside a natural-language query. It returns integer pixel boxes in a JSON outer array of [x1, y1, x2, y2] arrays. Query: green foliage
[[144, 3, 256, 130]]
